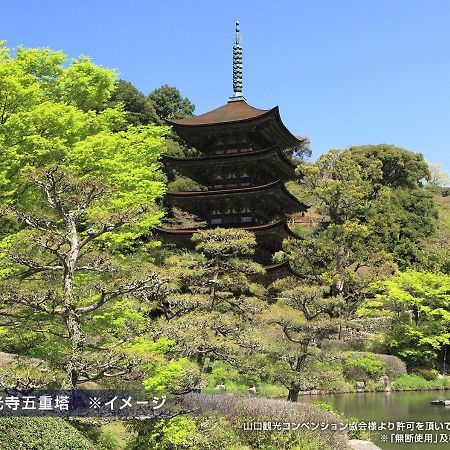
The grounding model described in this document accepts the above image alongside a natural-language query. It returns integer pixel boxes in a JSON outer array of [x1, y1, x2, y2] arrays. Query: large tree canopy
[[148, 84, 195, 124], [347, 144, 431, 189], [0, 45, 169, 388], [295, 145, 438, 269], [109, 79, 159, 126]]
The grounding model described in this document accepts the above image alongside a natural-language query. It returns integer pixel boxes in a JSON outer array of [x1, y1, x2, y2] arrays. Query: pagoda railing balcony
[[209, 216, 265, 226], [214, 146, 253, 155], [211, 181, 251, 190]]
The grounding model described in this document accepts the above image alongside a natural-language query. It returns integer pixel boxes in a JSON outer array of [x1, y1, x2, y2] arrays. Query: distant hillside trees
[[109, 80, 195, 127]]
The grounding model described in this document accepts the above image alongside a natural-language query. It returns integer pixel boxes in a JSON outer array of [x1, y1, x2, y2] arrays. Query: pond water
[[303, 390, 450, 449]]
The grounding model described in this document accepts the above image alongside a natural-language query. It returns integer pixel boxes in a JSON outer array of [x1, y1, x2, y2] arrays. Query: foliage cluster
[[359, 270, 450, 370], [343, 353, 385, 381], [391, 373, 450, 391], [0, 417, 95, 450]]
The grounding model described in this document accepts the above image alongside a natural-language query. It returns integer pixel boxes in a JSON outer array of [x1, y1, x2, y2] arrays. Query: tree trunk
[[335, 250, 347, 340], [196, 351, 205, 369], [412, 305, 419, 326], [208, 270, 219, 311], [63, 219, 81, 388], [287, 386, 300, 402], [338, 323, 345, 340], [66, 307, 81, 388]]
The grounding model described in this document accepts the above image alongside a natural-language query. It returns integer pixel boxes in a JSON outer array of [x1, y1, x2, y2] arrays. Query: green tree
[[109, 79, 158, 126], [282, 145, 438, 341], [264, 281, 341, 401], [0, 45, 168, 388], [286, 151, 396, 336], [347, 144, 431, 189], [428, 162, 450, 187], [149, 228, 266, 374], [289, 145, 438, 303], [148, 84, 195, 124], [359, 270, 450, 370], [191, 228, 263, 312]]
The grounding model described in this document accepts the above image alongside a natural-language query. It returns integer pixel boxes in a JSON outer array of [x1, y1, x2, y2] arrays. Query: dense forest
[[0, 46, 449, 450]]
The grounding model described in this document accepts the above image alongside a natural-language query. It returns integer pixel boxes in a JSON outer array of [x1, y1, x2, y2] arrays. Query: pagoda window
[[213, 184, 224, 189], [211, 218, 223, 225], [241, 216, 253, 223], [226, 173, 237, 179], [212, 208, 221, 215], [227, 148, 238, 154], [240, 205, 251, 213], [241, 172, 249, 178], [240, 182, 250, 187]]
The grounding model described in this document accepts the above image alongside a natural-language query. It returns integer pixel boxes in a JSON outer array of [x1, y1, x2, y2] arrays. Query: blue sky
[[3, 0, 450, 173]]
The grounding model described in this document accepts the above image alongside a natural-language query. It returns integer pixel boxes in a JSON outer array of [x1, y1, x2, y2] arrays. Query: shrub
[[258, 383, 288, 398], [179, 393, 350, 450], [97, 430, 120, 450], [0, 417, 95, 450], [344, 353, 385, 381], [415, 368, 439, 381], [392, 374, 450, 390], [126, 415, 238, 450], [312, 360, 353, 393], [207, 361, 240, 387], [74, 421, 120, 450], [392, 374, 430, 390], [373, 354, 407, 379]]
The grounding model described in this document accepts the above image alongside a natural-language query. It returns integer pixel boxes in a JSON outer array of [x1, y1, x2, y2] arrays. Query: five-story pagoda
[[156, 22, 309, 278]]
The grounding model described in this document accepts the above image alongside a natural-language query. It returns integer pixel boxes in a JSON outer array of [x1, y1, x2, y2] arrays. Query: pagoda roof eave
[[166, 179, 305, 205], [162, 145, 296, 171], [165, 180, 308, 215], [154, 219, 302, 239], [166, 100, 271, 127], [264, 262, 302, 278], [167, 101, 306, 148]]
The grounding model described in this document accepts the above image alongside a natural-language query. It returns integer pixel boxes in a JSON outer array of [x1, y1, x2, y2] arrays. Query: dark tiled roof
[[167, 100, 270, 126]]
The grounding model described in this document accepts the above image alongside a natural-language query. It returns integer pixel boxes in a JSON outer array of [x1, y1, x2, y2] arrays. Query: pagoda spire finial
[[229, 20, 245, 102]]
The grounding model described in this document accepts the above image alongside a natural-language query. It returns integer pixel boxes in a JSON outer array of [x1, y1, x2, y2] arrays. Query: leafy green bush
[[96, 430, 120, 450], [257, 383, 288, 398], [207, 361, 240, 386], [0, 417, 95, 450], [74, 422, 120, 450], [126, 415, 240, 450], [167, 176, 206, 192], [344, 353, 385, 381], [392, 374, 450, 390], [415, 368, 439, 381], [312, 360, 353, 393]]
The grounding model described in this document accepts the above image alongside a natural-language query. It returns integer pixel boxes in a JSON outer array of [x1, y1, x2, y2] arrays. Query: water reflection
[[303, 390, 450, 449]]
